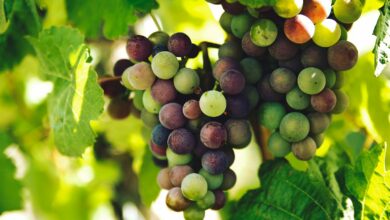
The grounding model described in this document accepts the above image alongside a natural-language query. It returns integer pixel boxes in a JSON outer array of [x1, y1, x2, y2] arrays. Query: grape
[[151, 79, 177, 105], [292, 137, 317, 160], [168, 128, 196, 154], [301, 45, 328, 68], [225, 119, 251, 149], [169, 165, 194, 186], [188, 44, 200, 58], [269, 67, 297, 93], [218, 41, 244, 60], [201, 150, 229, 175], [332, 90, 349, 114], [307, 112, 330, 134], [166, 187, 191, 211], [141, 109, 158, 128], [121, 69, 135, 90], [107, 97, 131, 119], [268, 132, 291, 157], [168, 32, 192, 57], [152, 45, 168, 56], [258, 102, 286, 130], [153, 157, 168, 168], [312, 133, 325, 147], [196, 191, 215, 209], [183, 205, 205, 220], [157, 168, 174, 190], [278, 56, 303, 73], [333, 0, 363, 24], [333, 71, 345, 89], [240, 57, 263, 84], [220, 169, 237, 190], [313, 19, 341, 47], [328, 40, 358, 71], [297, 67, 326, 95], [241, 32, 267, 57], [268, 35, 299, 61], [222, 147, 235, 167], [273, 0, 303, 18], [142, 88, 162, 114], [151, 51, 179, 79], [150, 140, 167, 160], [301, 0, 332, 24], [311, 88, 337, 113], [152, 124, 171, 147], [243, 85, 260, 110], [221, 1, 246, 15], [166, 148, 192, 166], [284, 14, 315, 44], [126, 35, 153, 62], [183, 100, 202, 120], [159, 103, 187, 129], [199, 168, 223, 190], [220, 69, 246, 95], [200, 121, 227, 149], [212, 190, 226, 210], [231, 13, 254, 38], [99, 77, 127, 98], [286, 87, 310, 110], [250, 19, 278, 47], [219, 12, 234, 33], [257, 75, 284, 102], [280, 112, 310, 142], [113, 59, 133, 76], [181, 173, 208, 201], [173, 68, 200, 94], [324, 69, 336, 88], [213, 57, 240, 81], [199, 91, 227, 117], [124, 62, 156, 90], [226, 94, 250, 119], [149, 31, 170, 46]]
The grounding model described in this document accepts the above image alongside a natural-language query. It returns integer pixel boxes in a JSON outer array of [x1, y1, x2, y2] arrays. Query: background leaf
[[238, 0, 276, 8], [373, 0, 390, 76]]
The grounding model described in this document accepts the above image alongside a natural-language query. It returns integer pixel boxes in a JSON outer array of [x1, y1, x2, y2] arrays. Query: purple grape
[[168, 32, 192, 57], [226, 94, 250, 119], [311, 88, 337, 113], [159, 103, 187, 129], [166, 187, 191, 212], [242, 32, 267, 57], [201, 150, 229, 175], [113, 59, 133, 76], [278, 56, 303, 73], [212, 190, 226, 210], [149, 140, 167, 160], [126, 35, 153, 62], [328, 40, 358, 71], [183, 100, 202, 120], [220, 169, 237, 190], [151, 79, 177, 105], [301, 45, 328, 68], [221, 1, 246, 15], [257, 75, 284, 102], [213, 57, 241, 81], [188, 44, 200, 58], [220, 69, 246, 95], [152, 124, 171, 147], [107, 97, 131, 119], [200, 122, 227, 149], [99, 77, 127, 98], [268, 35, 299, 61], [168, 128, 196, 154], [169, 165, 194, 186]]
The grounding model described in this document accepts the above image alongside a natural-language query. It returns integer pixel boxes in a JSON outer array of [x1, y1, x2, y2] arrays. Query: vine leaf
[[336, 144, 390, 219], [373, 0, 390, 76], [238, 0, 276, 8], [28, 26, 104, 156], [0, 132, 22, 213], [232, 159, 341, 220], [66, 0, 158, 39]]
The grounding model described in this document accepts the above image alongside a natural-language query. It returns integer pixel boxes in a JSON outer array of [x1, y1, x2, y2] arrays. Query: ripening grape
[[169, 165, 194, 186], [226, 94, 250, 119], [301, 0, 332, 24], [200, 121, 227, 149], [124, 62, 156, 90], [213, 57, 240, 81], [257, 75, 284, 102], [268, 132, 291, 157], [268, 34, 299, 61], [159, 103, 187, 129], [142, 88, 162, 114], [212, 190, 226, 210], [220, 69, 246, 95], [225, 119, 251, 149], [292, 137, 317, 160], [258, 102, 286, 130], [240, 57, 263, 84], [201, 150, 229, 174], [196, 191, 215, 209], [250, 19, 278, 47], [168, 128, 196, 154], [151, 79, 177, 105], [157, 168, 173, 190], [297, 67, 326, 95], [166, 187, 191, 211], [181, 173, 208, 201], [327, 40, 358, 71], [173, 68, 200, 94], [273, 0, 303, 18], [307, 112, 330, 134], [333, 0, 363, 24], [141, 109, 158, 128], [312, 133, 325, 147], [166, 148, 192, 166], [199, 91, 227, 117], [311, 88, 337, 113], [151, 51, 179, 79], [269, 67, 297, 94], [183, 100, 202, 120], [279, 112, 310, 142], [150, 141, 167, 160], [286, 87, 310, 110], [332, 90, 349, 114], [152, 124, 171, 146], [284, 14, 315, 44], [199, 168, 223, 190], [220, 169, 237, 190], [168, 32, 192, 57], [149, 31, 170, 46], [231, 13, 254, 38], [241, 32, 267, 57], [183, 205, 205, 220], [126, 35, 153, 62], [313, 19, 341, 47]]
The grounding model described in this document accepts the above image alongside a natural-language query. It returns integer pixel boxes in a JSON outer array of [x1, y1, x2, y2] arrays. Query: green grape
[[183, 205, 205, 220], [181, 173, 208, 201], [199, 91, 227, 117], [199, 168, 223, 190], [166, 148, 192, 167], [333, 71, 345, 89], [240, 57, 263, 84], [313, 19, 341, 47], [286, 87, 310, 110], [148, 31, 169, 46], [231, 14, 254, 38], [297, 67, 326, 95], [250, 19, 278, 47], [280, 112, 310, 142], [140, 109, 158, 128], [196, 191, 215, 209], [121, 68, 135, 90], [151, 51, 179, 79], [173, 68, 200, 94], [219, 12, 234, 33], [273, 0, 303, 18], [268, 132, 291, 157], [243, 85, 259, 110], [258, 102, 286, 130], [132, 90, 144, 111], [332, 90, 349, 114], [125, 62, 156, 90], [333, 0, 363, 24], [292, 137, 317, 160], [142, 88, 162, 114], [323, 69, 336, 88]]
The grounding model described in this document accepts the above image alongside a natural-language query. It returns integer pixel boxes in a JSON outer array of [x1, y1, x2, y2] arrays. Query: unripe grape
[[292, 137, 317, 160]]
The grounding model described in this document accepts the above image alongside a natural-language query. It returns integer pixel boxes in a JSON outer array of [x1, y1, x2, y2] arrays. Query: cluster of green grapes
[[207, 0, 360, 161]]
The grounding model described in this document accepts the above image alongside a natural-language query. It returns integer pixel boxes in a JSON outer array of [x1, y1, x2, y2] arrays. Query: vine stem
[[199, 42, 214, 90], [150, 12, 162, 32]]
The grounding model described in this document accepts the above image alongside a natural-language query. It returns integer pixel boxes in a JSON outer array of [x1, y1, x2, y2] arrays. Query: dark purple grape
[[168, 32, 192, 57], [200, 122, 227, 149], [201, 150, 229, 175], [152, 124, 171, 147], [220, 69, 246, 95], [278, 56, 303, 73], [226, 94, 250, 118], [157, 168, 173, 190], [242, 32, 267, 57], [183, 100, 202, 120], [257, 75, 284, 102], [212, 190, 226, 210], [169, 165, 194, 186], [152, 45, 168, 57], [188, 44, 200, 58], [311, 88, 337, 113], [328, 40, 358, 71], [220, 169, 237, 190], [268, 35, 299, 61], [213, 57, 241, 81], [152, 156, 168, 168], [99, 77, 127, 98], [193, 141, 209, 158], [113, 59, 133, 76], [225, 119, 251, 149], [107, 97, 131, 119], [126, 35, 153, 62], [151, 79, 177, 105], [168, 128, 196, 154], [159, 103, 187, 129], [301, 45, 328, 68], [221, 1, 246, 15], [166, 187, 191, 212], [149, 140, 167, 159], [222, 147, 235, 166]]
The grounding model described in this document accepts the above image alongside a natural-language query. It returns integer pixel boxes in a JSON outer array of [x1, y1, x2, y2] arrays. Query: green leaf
[[232, 159, 342, 220], [337, 144, 390, 219], [138, 148, 160, 207], [0, 132, 22, 213], [66, 0, 158, 39], [373, 0, 390, 76], [238, 0, 276, 8], [28, 26, 104, 156]]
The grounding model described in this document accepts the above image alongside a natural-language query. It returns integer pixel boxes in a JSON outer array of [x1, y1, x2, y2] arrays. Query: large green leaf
[[373, 0, 390, 76], [232, 159, 342, 220], [0, 132, 22, 213], [66, 0, 158, 39], [28, 27, 104, 156], [337, 144, 390, 219], [238, 0, 276, 8]]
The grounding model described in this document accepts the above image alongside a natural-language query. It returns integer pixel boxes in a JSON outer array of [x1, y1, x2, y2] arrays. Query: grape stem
[[150, 12, 162, 32], [199, 42, 214, 90], [199, 41, 221, 48]]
